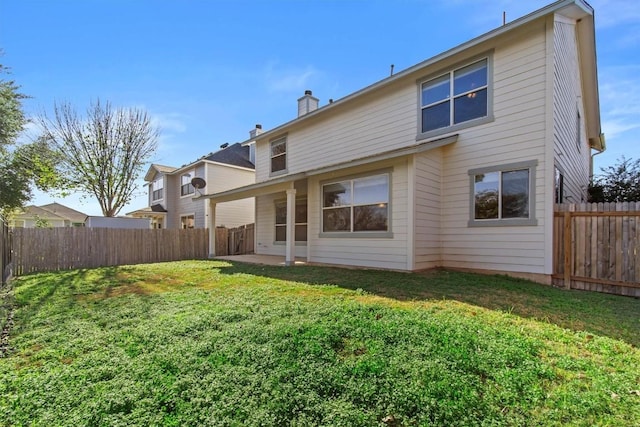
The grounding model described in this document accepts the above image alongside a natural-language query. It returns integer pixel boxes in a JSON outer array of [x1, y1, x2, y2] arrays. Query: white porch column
[[208, 200, 216, 258], [285, 188, 296, 266]]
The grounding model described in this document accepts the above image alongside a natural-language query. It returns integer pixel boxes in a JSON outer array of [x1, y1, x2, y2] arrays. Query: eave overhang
[[196, 134, 458, 204], [239, 0, 596, 146]]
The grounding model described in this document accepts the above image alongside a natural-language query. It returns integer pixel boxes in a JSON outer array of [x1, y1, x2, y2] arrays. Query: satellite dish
[[191, 177, 206, 189]]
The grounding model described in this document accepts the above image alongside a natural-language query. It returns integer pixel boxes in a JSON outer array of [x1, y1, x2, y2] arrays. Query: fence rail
[[553, 202, 640, 297], [13, 227, 209, 275]]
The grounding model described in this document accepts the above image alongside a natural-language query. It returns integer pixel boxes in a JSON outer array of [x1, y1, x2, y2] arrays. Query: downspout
[[589, 147, 604, 182]]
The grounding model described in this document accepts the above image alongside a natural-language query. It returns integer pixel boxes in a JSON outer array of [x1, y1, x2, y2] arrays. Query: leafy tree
[[0, 63, 26, 152], [0, 60, 30, 214], [33, 215, 51, 228], [589, 156, 640, 203], [0, 58, 68, 215], [38, 99, 160, 217]]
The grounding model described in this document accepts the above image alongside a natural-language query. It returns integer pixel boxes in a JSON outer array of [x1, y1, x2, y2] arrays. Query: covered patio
[[199, 174, 307, 266]]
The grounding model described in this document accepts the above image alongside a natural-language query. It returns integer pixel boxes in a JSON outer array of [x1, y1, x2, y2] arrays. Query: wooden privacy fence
[[553, 202, 640, 297], [215, 224, 255, 256], [13, 227, 209, 275]]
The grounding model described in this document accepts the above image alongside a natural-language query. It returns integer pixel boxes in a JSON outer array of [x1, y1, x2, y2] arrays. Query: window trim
[[274, 197, 308, 245], [417, 52, 494, 142], [269, 135, 288, 177], [151, 177, 164, 202], [468, 160, 538, 227], [319, 169, 393, 238], [180, 170, 195, 198]]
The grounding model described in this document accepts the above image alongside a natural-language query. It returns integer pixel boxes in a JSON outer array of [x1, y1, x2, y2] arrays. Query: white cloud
[[598, 68, 640, 150], [150, 112, 188, 134], [600, 118, 640, 140], [264, 61, 319, 93], [590, 0, 640, 28]]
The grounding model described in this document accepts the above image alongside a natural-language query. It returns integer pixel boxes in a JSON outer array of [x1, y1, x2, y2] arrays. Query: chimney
[[249, 124, 263, 139], [297, 90, 319, 117]]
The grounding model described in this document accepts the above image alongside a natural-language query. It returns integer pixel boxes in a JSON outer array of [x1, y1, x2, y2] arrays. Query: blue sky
[[2, 0, 639, 216]]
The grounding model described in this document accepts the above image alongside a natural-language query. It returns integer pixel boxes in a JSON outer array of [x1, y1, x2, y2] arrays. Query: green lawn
[[0, 260, 638, 426]]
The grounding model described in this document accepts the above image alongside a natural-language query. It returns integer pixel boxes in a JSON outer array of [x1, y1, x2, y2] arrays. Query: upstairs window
[[421, 58, 488, 134], [181, 171, 195, 196], [270, 137, 287, 174], [151, 177, 164, 201]]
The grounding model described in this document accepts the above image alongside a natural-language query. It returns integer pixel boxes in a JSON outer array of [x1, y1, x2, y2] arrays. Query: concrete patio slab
[[213, 254, 307, 266]]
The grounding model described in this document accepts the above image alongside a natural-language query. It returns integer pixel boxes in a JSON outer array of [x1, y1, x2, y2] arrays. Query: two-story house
[[201, 0, 605, 284], [129, 142, 256, 229]]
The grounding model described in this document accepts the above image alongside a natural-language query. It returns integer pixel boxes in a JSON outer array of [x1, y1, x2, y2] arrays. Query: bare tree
[[39, 99, 159, 216]]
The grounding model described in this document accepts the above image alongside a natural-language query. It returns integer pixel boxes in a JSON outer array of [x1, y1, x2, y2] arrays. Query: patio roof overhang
[[196, 133, 458, 204], [126, 208, 168, 218]]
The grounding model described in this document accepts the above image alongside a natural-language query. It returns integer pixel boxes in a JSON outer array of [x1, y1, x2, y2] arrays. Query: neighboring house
[[85, 216, 151, 229], [10, 203, 88, 228], [128, 142, 256, 229], [201, 0, 605, 284]]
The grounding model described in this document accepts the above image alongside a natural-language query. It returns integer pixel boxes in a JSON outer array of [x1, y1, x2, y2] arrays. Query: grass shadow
[[213, 261, 640, 347], [12, 267, 124, 322]]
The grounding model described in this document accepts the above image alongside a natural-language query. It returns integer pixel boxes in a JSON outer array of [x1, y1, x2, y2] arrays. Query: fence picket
[[12, 228, 209, 274], [554, 203, 640, 297]]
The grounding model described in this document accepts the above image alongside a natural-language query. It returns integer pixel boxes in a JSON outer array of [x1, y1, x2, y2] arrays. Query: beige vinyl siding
[[206, 163, 256, 193], [413, 150, 443, 270], [216, 199, 255, 228], [307, 160, 409, 270], [207, 163, 256, 228], [439, 20, 548, 274], [553, 18, 590, 202], [162, 162, 255, 229], [164, 174, 179, 228], [20, 218, 67, 228], [174, 165, 206, 228], [255, 82, 417, 183]]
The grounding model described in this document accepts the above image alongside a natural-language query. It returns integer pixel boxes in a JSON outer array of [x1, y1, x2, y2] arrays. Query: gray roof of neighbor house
[[144, 143, 254, 182], [145, 164, 178, 182], [40, 202, 88, 223], [204, 143, 254, 169], [16, 205, 67, 220]]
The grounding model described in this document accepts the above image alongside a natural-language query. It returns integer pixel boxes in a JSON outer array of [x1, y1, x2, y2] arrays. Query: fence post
[[0, 217, 10, 286], [563, 210, 572, 290]]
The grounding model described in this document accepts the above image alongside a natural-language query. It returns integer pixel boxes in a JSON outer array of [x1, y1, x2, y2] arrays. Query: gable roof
[[248, 0, 603, 150], [40, 202, 87, 223], [144, 164, 177, 182], [15, 205, 67, 221], [204, 143, 254, 169], [144, 142, 255, 182]]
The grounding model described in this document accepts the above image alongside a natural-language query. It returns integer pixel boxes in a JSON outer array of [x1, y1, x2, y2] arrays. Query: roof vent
[[298, 90, 319, 117], [220, 143, 229, 149]]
